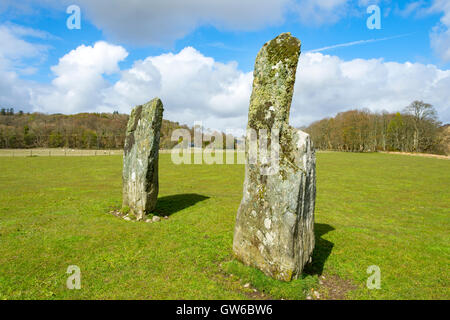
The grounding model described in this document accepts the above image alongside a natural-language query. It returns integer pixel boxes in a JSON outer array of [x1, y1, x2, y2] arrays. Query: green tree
[[387, 113, 404, 151], [49, 131, 63, 148]]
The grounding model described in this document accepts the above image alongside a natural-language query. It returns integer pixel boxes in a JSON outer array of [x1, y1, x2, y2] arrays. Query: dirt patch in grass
[[316, 274, 358, 300], [379, 151, 449, 160], [240, 283, 271, 300]]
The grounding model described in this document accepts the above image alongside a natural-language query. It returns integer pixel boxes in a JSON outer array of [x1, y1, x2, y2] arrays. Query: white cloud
[[0, 0, 363, 45], [385, 0, 450, 63], [0, 23, 51, 109], [294, 0, 350, 25], [35, 0, 291, 46], [3, 22, 59, 40], [430, 26, 450, 62], [101, 58, 162, 111], [27, 42, 450, 131], [144, 47, 252, 122], [394, 1, 426, 18], [0, 68, 35, 109], [32, 44, 253, 131], [430, 0, 450, 26], [0, 24, 49, 64], [291, 52, 450, 125], [31, 41, 128, 114], [428, 0, 450, 62]]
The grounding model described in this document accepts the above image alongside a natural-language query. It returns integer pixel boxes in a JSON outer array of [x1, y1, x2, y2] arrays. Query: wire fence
[[0, 149, 124, 157], [0, 148, 247, 158]]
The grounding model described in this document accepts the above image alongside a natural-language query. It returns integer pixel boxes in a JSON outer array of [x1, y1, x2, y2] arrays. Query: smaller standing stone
[[122, 98, 164, 220]]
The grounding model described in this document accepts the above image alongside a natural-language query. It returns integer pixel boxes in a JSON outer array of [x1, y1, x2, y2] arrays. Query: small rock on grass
[[152, 216, 161, 222], [243, 283, 250, 288], [124, 216, 131, 221], [145, 219, 152, 223]]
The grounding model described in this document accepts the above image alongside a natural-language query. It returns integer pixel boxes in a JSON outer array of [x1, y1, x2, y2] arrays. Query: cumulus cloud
[[291, 53, 450, 125], [31, 41, 128, 114], [27, 42, 450, 131], [31, 44, 253, 130]]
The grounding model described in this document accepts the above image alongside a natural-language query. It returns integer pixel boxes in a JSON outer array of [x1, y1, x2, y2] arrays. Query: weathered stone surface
[[122, 98, 164, 220], [233, 33, 316, 281]]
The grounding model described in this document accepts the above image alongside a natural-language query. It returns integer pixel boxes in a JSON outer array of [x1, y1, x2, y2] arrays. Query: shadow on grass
[[222, 223, 335, 299], [303, 223, 335, 276], [154, 193, 210, 216]]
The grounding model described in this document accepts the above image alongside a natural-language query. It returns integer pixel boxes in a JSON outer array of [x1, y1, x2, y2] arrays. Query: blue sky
[[0, 0, 449, 130]]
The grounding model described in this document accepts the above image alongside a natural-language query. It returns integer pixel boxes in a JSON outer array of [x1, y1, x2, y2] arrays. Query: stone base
[[233, 129, 316, 281]]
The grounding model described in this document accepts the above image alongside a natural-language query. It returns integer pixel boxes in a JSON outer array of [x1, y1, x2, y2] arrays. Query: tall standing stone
[[233, 33, 316, 281], [122, 98, 164, 220]]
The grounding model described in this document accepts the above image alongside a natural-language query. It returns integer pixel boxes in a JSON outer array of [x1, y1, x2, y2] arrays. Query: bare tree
[[404, 101, 438, 152], [305, 102, 445, 155]]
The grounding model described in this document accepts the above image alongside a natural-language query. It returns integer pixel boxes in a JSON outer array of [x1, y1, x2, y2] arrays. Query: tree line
[[305, 101, 449, 155], [0, 111, 193, 150], [2, 100, 448, 154]]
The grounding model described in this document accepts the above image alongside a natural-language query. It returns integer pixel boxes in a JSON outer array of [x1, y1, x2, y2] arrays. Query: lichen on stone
[[233, 33, 316, 281], [122, 98, 164, 221]]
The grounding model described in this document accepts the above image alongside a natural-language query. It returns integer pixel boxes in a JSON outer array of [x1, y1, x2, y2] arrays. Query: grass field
[[0, 152, 448, 299]]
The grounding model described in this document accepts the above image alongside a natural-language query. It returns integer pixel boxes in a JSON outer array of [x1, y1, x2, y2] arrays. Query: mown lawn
[[0, 152, 448, 299]]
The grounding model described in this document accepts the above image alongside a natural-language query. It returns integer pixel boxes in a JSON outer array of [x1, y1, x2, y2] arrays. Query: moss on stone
[[233, 33, 315, 282], [265, 33, 301, 68], [122, 98, 164, 220]]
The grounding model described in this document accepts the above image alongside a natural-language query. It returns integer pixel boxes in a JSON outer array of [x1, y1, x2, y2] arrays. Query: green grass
[[0, 152, 448, 299]]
